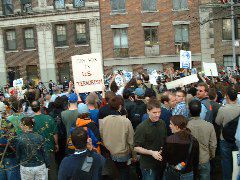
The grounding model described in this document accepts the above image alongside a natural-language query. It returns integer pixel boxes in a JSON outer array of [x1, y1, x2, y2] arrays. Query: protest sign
[[72, 53, 104, 93], [115, 74, 124, 87], [191, 68, 197, 74], [180, 50, 191, 69], [203, 62, 218, 76], [166, 74, 199, 89], [149, 70, 159, 85], [13, 78, 23, 87], [123, 71, 133, 82]]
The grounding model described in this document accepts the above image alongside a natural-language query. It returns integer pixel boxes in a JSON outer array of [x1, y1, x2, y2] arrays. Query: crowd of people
[[0, 70, 240, 180]]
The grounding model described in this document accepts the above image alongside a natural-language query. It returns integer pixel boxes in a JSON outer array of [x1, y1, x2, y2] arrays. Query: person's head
[[170, 115, 188, 134], [161, 95, 170, 107], [71, 127, 88, 150], [31, 101, 41, 113], [197, 83, 208, 100], [175, 90, 186, 104], [45, 94, 51, 101], [109, 95, 124, 111], [10, 99, 21, 113], [68, 93, 78, 104], [20, 117, 34, 131], [134, 88, 145, 99], [147, 98, 161, 122], [142, 74, 149, 82], [208, 88, 217, 101], [110, 81, 119, 93], [54, 96, 64, 110], [125, 78, 137, 89], [123, 88, 134, 100], [86, 94, 97, 107], [78, 103, 89, 119], [189, 99, 201, 117], [226, 87, 238, 103], [105, 91, 116, 103], [168, 93, 176, 108], [188, 87, 197, 97]]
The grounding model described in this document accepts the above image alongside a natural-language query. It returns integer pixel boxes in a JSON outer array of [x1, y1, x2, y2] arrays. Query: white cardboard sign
[[166, 74, 199, 89], [72, 53, 104, 93], [203, 62, 218, 76], [180, 50, 192, 69], [13, 78, 23, 87]]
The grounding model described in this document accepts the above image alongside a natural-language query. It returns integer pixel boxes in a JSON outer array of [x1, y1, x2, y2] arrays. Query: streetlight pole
[[231, 0, 236, 68]]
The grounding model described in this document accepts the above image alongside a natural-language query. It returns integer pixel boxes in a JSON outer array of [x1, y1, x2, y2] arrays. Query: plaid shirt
[[172, 101, 189, 118]]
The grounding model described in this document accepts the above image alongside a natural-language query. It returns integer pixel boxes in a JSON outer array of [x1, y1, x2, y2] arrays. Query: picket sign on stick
[[72, 53, 104, 93], [166, 74, 199, 90]]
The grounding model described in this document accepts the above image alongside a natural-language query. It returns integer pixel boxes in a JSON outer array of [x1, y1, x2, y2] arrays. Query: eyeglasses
[[197, 90, 205, 92]]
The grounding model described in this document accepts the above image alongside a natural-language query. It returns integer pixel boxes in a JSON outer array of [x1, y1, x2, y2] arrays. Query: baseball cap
[[134, 88, 145, 97], [68, 93, 78, 103], [78, 103, 89, 114]]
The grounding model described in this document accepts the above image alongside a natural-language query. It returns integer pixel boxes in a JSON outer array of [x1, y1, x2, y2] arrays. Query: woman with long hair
[[163, 115, 199, 180]]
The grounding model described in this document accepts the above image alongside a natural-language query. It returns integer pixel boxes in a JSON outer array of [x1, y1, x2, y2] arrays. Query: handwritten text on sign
[[72, 53, 104, 93]]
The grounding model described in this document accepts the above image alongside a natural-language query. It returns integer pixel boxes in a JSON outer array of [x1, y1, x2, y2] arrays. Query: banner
[[166, 74, 199, 89], [72, 53, 104, 93], [180, 50, 191, 69], [203, 62, 218, 76]]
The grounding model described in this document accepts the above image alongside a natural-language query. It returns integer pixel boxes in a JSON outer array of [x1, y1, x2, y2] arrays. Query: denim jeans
[[113, 161, 129, 180], [141, 168, 157, 180], [220, 140, 238, 180], [199, 161, 210, 180], [163, 170, 193, 180], [0, 157, 20, 180]]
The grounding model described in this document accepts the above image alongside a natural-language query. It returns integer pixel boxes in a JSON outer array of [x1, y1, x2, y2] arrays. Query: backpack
[[201, 99, 214, 123], [222, 114, 240, 144], [143, 84, 156, 97], [67, 118, 101, 153], [71, 151, 94, 180], [131, 101, 147, 129]]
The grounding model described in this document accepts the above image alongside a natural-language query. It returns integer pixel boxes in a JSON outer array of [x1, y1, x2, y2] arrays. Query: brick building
[[100, 0, 203, 73], [0, 0, 101, 86]]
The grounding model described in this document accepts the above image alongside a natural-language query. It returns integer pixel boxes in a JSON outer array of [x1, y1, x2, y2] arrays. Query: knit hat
[[78, 103, 89, 114], [134, 88, 145, 97], [68, 93, 78, 103]]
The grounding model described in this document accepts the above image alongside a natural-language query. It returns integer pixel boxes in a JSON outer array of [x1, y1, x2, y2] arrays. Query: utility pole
[[231, 0, 236, 68]]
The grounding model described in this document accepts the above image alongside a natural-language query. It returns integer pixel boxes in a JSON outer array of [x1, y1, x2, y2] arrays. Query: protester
[[187, 100, 217, 180], [86, 93, 100, 127], [17, 117, 49, 180], [172, 90, 189, 118], [215, 87, 240, 180], [134, 98, 167, 179], [59, 127, 105, 180], [31, 100, 58, 180], [164, 115, 199, 179]]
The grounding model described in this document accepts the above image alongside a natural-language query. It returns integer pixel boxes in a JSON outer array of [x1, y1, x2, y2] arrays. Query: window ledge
[[55, 46, 69, 49], [23, 49, 36, 52], [110, 12, 127, 15], [74, 44, 90, 47], [5, 50, 19, 53], [172, 9, 189, 12], [141, 10, 159, 13]]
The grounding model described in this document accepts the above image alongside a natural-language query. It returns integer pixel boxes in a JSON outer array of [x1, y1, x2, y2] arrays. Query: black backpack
[[222, 114, 240, 144], [131, 101, 147, 129], [143, 84, 156, 97]]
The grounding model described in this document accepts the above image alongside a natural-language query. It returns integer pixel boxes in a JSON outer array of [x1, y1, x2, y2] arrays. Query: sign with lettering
[[13, 78, 23, 87], [180, 50, 191, 69], [72, 53, 104, 93]]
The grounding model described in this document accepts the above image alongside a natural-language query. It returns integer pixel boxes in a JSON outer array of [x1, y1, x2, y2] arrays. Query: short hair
[[226, 87, 238, 101], [142, 74, 149, 81], [31, 101, 41, 112], [105, 91, 116, 103], [71, 127, 88, 150], [177, 90, 187, 97], [86, 94, 96, 106], [198, 82, 209, 92], [161, 95, 169, 104], [123, 88, 134, 100], [110, 81, 119, 93], [208, 88, 217, 100], [109, 95, 124, 110], [188, 100, 201, 117], [21, 117, 34, 128], [147, 98, 161, 110]]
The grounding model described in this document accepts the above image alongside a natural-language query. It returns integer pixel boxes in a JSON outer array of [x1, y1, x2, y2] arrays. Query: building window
[[2, 0, 14, 15], [58, 63, 70, 84], [113, 28, 128, 57], [54, 0, 65, 9], [5, 30, 17, 51], [144, 27, 159, 56], [110, 0, 126, 13], [174, 24, 189, 53], [224, 56, 234, 67], [24, 28, 35, 49], [21, 0, 32, 13], [75, 23, 87, 45], [55, 25, 67, 46], [26, 65, 38, 81], [142, 0, 157, 11], [73, 0, 85, 8], [172, 0, 188, 10], [223, 19, 232, 40]]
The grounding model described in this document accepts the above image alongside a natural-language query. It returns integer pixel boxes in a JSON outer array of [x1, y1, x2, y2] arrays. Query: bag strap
[[184, 136, 193, 165], [224, 113, 240, 128]]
